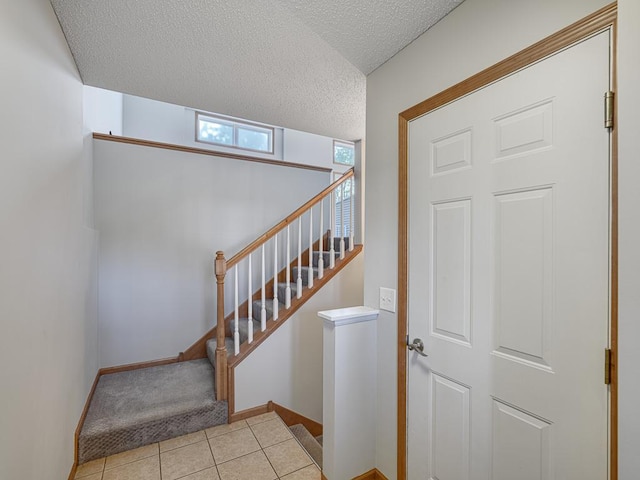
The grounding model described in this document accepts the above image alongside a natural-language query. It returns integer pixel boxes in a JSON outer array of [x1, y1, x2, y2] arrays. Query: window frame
[[195, 111, 275, 154]]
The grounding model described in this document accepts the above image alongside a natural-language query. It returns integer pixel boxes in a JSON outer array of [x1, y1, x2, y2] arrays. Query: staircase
[[76, 171, 359, 465], [290, 423, 323, 468], [205, 238, 349, 371]]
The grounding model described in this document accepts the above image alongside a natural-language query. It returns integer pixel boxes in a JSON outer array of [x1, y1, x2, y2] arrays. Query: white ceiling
[[50, 0, 462, 140]]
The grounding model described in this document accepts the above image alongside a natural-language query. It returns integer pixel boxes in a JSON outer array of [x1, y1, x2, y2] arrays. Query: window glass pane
[[334, 142, 355, 166], [198, 118, 233, 145], [238, 127, 271, 152]]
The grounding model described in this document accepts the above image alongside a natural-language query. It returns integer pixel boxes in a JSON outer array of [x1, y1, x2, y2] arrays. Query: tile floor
[[74, 411, 321, 480]]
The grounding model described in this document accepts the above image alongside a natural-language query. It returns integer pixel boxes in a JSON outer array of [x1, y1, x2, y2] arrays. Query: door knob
[[407, 338, 428, 357]]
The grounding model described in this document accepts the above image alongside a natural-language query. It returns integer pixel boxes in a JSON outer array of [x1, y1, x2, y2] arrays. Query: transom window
[[333, 140, 355, 166], [196, 112, 274, 154]]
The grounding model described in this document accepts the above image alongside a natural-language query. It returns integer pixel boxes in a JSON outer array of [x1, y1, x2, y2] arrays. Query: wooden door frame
[[396, 4, 618, 480]]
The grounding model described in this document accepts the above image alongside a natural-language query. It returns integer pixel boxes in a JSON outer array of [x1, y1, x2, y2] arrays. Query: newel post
[[215, 251, 228, 401]]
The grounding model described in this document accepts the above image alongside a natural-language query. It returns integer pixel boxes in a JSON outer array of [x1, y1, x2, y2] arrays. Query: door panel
[[407, 30, 611, 480]]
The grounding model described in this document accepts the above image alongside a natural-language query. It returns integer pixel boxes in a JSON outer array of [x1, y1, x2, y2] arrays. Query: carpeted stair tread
[[312, 251, 340, 268], [315, 434, 323, 446], [79, 359, 227, 463], [276, 282, 299, 301], [235, 317, 260, 344], [206, 337, 235, 369], [292, 266, 319, 284], [251, 299, 286, 321], [331, 237, 350, 251], [289, 424, 322, 468]]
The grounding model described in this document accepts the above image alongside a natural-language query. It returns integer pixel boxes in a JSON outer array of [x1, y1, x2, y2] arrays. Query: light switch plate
[[379, 287, 396, 313]]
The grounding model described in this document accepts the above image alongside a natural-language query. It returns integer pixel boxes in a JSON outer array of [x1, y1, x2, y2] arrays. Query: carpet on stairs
[[79, 359, 227, 464], [289, 424, 322, 468]]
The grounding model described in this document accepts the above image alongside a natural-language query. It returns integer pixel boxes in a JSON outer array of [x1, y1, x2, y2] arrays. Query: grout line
[[159, 433, 208, 454], [103, 443, 159, 472]]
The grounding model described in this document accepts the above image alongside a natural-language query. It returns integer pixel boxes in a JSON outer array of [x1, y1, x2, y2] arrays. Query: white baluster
[[247, 255, 253, 344], [234, 264, 239, 355], [349, 179, 355, 252], [329, 187, 336, 269], [261, 244, 266, 331], [297, 216, 303, 298], [340, 182, 346, 259], [308, 208, 314, 288], [318, 199, 324, 279], [273, 234, 279, 320], [285, 225, 292, 308]]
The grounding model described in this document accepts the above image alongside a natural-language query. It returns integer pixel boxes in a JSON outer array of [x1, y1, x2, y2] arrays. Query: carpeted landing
[[79, 359, 227, 464]]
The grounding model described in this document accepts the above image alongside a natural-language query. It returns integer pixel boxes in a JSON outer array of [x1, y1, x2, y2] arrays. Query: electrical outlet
[[379, 287, 396, 313]]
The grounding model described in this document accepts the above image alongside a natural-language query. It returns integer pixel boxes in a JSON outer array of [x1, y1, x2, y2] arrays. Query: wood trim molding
[[351, 468, 390, 480], [269, 401, 323, 437], [228, 403, 271, 423], [98, 357, 179, 376], [92, 133, 332, 173], [397, 4, 617, 480], [68, 371, 101, 480]]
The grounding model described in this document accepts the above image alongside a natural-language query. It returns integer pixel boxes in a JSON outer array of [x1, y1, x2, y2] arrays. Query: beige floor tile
[[179, 466, 220, 480], [105, 443, 159, 470], [264, 438, 313, 477], [75, 473, 102, 480], [205, 420, 248, 439], [216, 451, 277, 480], [245, 411, 278, 426], [280, 464, 322, 480], [160, 440, 214, 480], [159, 430, 207, 453], [250, 418, 293, 447], [75, 457, 105, 478], [102, 455, 160, 480], [209, 427, 261, 464]]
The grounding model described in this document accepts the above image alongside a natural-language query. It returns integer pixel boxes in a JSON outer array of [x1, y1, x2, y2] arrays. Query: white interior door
[[407, 30, 611, 480]]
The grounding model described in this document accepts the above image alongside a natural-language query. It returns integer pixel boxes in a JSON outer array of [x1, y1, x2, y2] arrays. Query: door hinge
[[604, 348, 612, 385], [604, 91, 615, 129]]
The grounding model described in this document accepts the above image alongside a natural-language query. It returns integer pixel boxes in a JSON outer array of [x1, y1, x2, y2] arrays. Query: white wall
[[122, 93, 356, 173], [364, 1, 612, 478], [0, 0, 98, 478], [93, 139, 331, 367], [235, 253, 364, 422], [284, 128, 351, 174], [617, 0, 640, 477], [83, 86, 123, 136]]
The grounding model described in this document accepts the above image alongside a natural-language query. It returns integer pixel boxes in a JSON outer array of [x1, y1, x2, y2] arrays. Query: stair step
[[78, 359, 227, 464], [206, 337, 234, 370], [315, 434, 323, 446], [251, 299, 286, 322], [331, 236, 350, 251], [292, 266, 319, 285], [234, 317, 261, 344], [289, 424, 322, 468], [311, 251, 340, 268], [276, 282, 298, 302]]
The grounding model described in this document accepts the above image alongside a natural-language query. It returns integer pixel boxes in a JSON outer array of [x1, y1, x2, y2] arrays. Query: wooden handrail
[[227, 168, 354, 269]]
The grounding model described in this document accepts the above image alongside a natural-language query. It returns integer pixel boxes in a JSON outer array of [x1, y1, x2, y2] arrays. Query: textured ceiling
[[277, 0, 463, 75], [51, 0, 461, 140]]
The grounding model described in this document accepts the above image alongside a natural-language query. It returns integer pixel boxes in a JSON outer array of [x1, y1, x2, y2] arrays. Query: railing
[[214, 169, 356, 400]]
